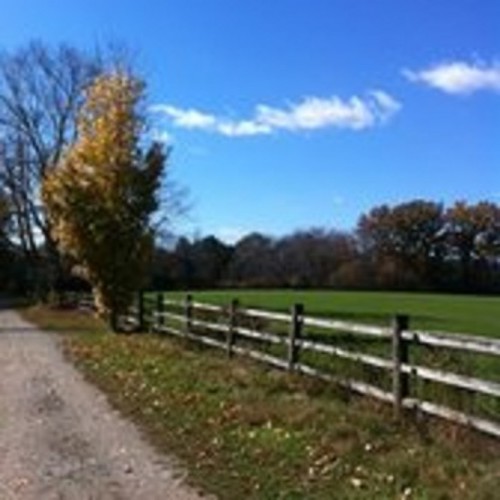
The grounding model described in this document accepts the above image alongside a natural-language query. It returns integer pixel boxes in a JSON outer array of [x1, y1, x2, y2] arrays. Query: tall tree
[[43, 71, 166, 329], [0, 41, 105, 293], [357, 201, 444, 289]]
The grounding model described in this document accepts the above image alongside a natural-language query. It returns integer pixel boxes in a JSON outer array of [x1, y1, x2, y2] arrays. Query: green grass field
[[162, 290, 500, 338]]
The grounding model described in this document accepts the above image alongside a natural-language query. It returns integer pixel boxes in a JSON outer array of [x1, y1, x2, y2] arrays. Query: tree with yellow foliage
[[43, 71, 165, 330]]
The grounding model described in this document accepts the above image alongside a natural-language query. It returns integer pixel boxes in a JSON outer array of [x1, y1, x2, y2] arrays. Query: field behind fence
[[79, 291, 500, 440]]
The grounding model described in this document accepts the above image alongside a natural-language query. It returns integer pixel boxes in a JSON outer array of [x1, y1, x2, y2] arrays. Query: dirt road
[[0, 309, 205, 499]]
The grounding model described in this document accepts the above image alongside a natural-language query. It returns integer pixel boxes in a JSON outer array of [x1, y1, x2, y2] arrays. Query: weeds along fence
[[108, 293, 500, 439]]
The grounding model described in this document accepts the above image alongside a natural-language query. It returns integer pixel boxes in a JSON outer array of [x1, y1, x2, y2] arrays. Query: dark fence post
[[185, 294, 193, 335], [156, 292, 164, 331], [288, 303, 304, 372], [137, 290, 145, 332], [392, 314, 410, 418], [227, 299, 239, 357]]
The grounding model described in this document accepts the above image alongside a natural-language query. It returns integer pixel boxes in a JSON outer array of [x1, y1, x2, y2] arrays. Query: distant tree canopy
[[153, 199, 500, 294], [43, 71, 166, 329], [445, 201, 500, 290]]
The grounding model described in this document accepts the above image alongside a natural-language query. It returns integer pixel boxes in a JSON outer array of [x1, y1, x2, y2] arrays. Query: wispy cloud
[[404, 60, 500, 95], [150, 90, 401, 138], [157, 106, 217, 129]]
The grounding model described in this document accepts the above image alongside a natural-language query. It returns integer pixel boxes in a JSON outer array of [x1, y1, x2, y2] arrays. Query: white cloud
[[150, 90, 401, 138], [216, 120, 272, 137], [150, 104, 216, 129], [404, 60, 500, 95], [255, 96, 375, 131]]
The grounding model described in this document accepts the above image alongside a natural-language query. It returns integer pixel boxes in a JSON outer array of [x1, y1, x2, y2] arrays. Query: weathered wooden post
[[392, 314, 410, 418], [227, 299, 239, 357], [288, 303, 304, 372], [185, 294, 193, 335], [156, 292, 164, 331]]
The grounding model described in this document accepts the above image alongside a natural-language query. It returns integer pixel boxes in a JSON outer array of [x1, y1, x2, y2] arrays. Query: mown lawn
[[162, 290, 500, 338], [22, 306, 500, 500]]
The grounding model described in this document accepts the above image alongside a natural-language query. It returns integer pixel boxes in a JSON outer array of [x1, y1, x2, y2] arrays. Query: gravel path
[[0, 309, 206, 500]]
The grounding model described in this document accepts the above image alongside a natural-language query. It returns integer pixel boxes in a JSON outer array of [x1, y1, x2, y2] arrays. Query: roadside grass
[[161, 290, 500, 338], [155, 291, 500, 420], [22, 306, 500, 500]]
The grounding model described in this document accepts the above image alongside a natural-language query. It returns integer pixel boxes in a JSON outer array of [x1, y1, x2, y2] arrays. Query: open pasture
[[163, 290, 500, 338]]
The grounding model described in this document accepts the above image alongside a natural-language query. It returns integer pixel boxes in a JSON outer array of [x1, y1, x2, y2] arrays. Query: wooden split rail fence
[[110, 293, 500, 439]]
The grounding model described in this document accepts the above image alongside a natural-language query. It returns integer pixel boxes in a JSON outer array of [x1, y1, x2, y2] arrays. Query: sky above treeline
[[1, 0, 499, 242]]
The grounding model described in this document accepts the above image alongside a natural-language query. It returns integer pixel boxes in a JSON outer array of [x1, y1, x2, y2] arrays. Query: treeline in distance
[[151, 199, 500, 294]]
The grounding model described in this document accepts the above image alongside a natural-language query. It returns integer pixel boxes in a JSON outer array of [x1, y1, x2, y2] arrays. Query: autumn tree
[[445, 201, 500, 290], [43, 71, 165, 330], [357, 201, 445, 289]]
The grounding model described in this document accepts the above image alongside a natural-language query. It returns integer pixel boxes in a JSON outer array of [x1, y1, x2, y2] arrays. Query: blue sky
[[1, 1, 499, 242]]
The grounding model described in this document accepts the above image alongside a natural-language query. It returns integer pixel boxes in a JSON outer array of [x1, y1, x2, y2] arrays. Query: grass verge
[[22, 306, 500, 499]]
